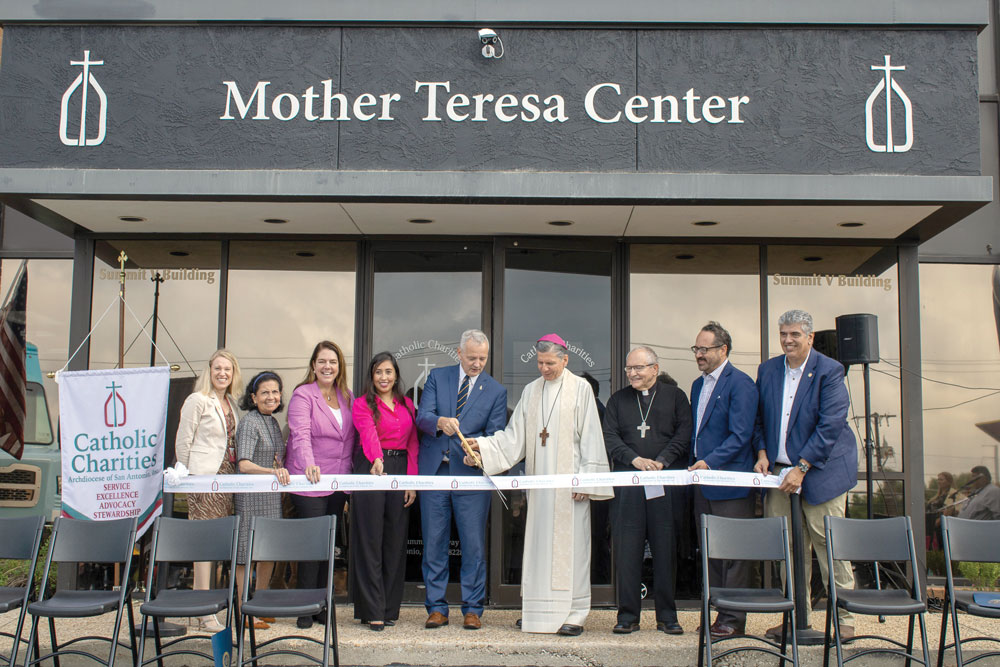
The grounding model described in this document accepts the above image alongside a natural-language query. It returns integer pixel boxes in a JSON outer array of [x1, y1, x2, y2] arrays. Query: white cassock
[[477, 369, 613, 633]]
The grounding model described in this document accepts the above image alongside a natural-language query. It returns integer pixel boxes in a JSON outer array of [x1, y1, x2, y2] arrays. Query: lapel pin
[[808, 372, 813, 378]]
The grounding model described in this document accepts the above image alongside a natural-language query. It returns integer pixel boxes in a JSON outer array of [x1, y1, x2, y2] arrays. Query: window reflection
[[0, 259, 72, 441], [920, 264, 1000, 574], [630, 245, 761, 389], [501, 248, 612, 589], [629, 244, 760, 601], [226, 241, 356, 429], [768, 246, 902, 473], [90, 241, 220, 376]]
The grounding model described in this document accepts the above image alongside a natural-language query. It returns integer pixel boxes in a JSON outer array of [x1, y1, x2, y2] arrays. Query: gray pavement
[[3, 603, 999, 666]]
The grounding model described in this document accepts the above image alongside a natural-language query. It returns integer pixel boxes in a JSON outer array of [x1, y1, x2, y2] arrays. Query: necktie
[[456, 375, 470, 418]]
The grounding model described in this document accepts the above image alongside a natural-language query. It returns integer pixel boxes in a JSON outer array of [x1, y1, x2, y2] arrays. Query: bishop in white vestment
[[470, 334, 613, 635]]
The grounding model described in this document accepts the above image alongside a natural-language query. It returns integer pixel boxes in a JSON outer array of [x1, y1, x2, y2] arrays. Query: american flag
[[0, 262, 28, 460]]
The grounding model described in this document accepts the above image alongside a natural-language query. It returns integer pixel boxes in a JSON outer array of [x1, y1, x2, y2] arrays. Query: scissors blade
[[457, 429, 509, 510]]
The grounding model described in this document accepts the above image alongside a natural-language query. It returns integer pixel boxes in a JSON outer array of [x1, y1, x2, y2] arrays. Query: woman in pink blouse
[[350, 351, 418, 631], [285, 340, 356, 629]]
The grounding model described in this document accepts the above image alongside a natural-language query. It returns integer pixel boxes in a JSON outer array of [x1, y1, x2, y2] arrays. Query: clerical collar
[[641, 388, 650, 396]]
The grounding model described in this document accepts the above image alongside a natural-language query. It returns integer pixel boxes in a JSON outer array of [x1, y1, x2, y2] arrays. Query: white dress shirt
[[694, 358, 729, 456], [776, 349, 811, 465]]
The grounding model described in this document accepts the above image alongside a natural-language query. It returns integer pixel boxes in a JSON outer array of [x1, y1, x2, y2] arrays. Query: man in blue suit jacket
[[688, 322, 759, 638], [416, 329, 507, 631], [752, 309, 858, 637]]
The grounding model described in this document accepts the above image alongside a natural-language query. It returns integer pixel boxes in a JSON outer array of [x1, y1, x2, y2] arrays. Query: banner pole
[[117, 251, 127, 369]]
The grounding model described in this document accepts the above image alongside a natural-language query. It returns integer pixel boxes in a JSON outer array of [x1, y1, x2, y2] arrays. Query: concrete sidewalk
[[3, 603, 999, 666]]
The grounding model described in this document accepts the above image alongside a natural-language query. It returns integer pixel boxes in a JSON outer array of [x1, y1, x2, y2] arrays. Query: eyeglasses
[[624, 364, 656, 373], [690, 344, 724, 355]]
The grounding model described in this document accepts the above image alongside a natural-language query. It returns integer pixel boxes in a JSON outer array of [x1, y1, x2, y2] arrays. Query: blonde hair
[[193, 349, 242, 400]]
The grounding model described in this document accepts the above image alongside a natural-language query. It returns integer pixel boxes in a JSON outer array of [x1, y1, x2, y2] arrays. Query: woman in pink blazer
[[285, 340, 356, 629]]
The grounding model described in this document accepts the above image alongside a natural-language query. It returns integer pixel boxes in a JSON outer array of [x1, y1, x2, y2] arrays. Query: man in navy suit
[[753, 309, 858, 639], [688, 321, 759, 638], [416, 329, 507, 631]]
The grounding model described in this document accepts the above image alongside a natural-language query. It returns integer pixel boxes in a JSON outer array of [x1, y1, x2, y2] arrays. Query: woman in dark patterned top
[[234, 371, 290, 630]]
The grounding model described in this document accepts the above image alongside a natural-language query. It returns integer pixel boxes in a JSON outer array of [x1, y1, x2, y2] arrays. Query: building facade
[[1, 0, 998, 603]]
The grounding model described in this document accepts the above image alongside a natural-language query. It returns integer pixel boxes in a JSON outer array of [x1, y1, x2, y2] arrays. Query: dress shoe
[[515, 618, 522, 629], [709, 621, 741, 638], [613, 621, 640, 634], [368, 621, 384, 632], [261, 617, 276, 623], [245, 617, 269, 630], [463, 612, 482, 630], [384, 620, 396, 627], [296, 616, 313, 629], [557, 623, 584, 636], [425, 611, 449, 629], [192, 615, 225, 633], [765, 622, 808, 640], [657, 621, 683, 635], [838, 625, 855, 639]]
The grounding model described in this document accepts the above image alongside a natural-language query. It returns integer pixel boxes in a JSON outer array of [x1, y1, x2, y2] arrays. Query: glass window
[[0, 259, 72, 445], [629, 244, 760, 601], [226, 241, 356, 429], [90, 241, 221, 377], [630, 244, 761, 390], [920, 264, 1000, 574], [501, 247, 612, 589], [768, 246, 902, 473], [371, 249, 482, 403]]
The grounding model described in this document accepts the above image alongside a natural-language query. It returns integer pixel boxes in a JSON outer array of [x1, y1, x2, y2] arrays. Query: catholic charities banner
[[58, 366, 169, 536]]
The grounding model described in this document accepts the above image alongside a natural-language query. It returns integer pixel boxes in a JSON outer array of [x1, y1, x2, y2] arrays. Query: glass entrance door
[[368, 243, 489, 603], [490, 242, 616, 607]]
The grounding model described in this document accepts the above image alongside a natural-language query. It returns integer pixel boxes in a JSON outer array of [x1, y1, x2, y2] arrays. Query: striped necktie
[[456, 375, 470, 418]]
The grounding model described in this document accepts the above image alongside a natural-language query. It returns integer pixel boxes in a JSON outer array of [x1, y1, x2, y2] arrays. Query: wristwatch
[[796, 461, 811, 474]]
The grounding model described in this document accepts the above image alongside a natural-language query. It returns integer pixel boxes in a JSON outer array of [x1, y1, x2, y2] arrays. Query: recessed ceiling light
[[838, 221, 865, 228], [547, 220, 574, 227], [692, 220, 718, 227], [169, 251, 189, 257], [295, 251, 315, 258], [408, 218, 434, 224], [675, 254, 695, 260], [119, 216, 146, 223], [803, 256, 823, 262], [263, 218, 288, 224]]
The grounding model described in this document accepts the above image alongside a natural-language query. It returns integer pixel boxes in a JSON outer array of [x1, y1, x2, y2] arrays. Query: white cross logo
[[59, 50, 108, 147]]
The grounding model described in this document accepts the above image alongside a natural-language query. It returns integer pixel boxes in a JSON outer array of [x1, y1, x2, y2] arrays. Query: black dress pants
[[349, 451, 409, 622], [692, 486, 754, 629], [613, 485, 678, 625], [290, 491, 347, 603]]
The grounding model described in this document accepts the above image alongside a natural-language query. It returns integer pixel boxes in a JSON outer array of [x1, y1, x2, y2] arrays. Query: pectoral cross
[[637, 421, 650, 439], [540, 427, 549, 447]]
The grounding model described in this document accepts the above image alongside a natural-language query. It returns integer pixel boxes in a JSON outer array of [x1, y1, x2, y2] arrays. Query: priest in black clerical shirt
[[603, 346, 692, 635]]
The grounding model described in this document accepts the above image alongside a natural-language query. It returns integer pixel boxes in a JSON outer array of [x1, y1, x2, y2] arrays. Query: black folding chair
[[237, 516, 338, 667], [0, 516, 45, 667], [823, 515, 929, 667], [937, 516, 1000, 667], [22, 517, 138, 667], [698, 514, 799, 667], [137, 516, 239, 667]]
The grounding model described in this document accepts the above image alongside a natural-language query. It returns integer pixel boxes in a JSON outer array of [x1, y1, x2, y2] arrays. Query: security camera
[[478, 28, 504, 59]]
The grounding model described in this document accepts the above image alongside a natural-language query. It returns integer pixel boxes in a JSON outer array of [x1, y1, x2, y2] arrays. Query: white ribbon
[[163, 468, 790, 494]]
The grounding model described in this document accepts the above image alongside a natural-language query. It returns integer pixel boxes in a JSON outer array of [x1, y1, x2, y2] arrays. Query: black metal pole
[[863, 362, 874, 520], [789, 492, 825, 644], [149, 272, 163, 366]]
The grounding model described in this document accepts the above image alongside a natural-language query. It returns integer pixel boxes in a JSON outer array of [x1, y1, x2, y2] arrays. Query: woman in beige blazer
[[175, 348, 242, 632]]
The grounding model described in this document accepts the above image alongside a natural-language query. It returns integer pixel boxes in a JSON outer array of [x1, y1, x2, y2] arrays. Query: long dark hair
[[363, 352, 410, 426]]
